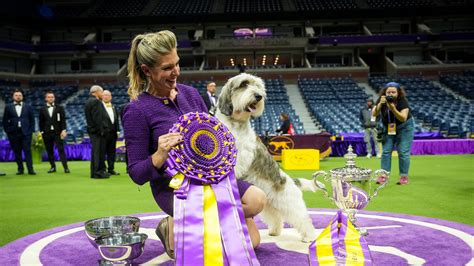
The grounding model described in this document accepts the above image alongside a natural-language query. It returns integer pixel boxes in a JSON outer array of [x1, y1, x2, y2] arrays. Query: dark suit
[[2, 102, 35, 173], [103, 102, 119, 172], [39, 104, 68, 170], [200, 91, 217, 115], [84, 97, 108, 177]]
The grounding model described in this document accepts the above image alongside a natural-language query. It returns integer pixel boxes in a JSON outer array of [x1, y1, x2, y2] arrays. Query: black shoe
[[92, 172, 110, 179], [28, 171, 36, 175], [48, 167, 56, 173], [0, 172, 5, 176], [64, 168, 70, 173], [108, 170, 120, 175], [16, 171, 24, 175]]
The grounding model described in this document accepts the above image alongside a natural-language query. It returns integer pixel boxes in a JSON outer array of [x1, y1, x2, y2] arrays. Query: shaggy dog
[[215, 73, 317, 242]]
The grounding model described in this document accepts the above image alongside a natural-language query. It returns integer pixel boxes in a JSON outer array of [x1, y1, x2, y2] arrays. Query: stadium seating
[[298, 76, 368, 135], [366, 0, 435, 8], [293, 0, 358, 11], [225, 0, 282, 13], [151, 0, 213, 16], [439, 71, 474, 100], [89, 0, 147, 18]]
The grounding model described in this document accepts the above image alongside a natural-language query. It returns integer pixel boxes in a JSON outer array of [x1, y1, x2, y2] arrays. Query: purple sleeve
[[123, 103, 163, 185], [194, 88, 209, 112]]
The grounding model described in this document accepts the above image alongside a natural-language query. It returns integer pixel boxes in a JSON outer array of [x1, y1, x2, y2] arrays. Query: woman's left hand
[[387, 102, 396, 111]]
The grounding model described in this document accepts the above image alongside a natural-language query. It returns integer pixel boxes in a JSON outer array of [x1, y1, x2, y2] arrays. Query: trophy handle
[[369, 169, 390, 200], [312, 171, 330, 199]]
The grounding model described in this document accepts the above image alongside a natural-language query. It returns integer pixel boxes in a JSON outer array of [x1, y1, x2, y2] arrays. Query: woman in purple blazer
[[122, 30, 266, 258]]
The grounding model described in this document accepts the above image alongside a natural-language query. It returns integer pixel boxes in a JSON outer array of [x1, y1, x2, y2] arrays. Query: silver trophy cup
[[84, 216, 144, 265], [95, 232, 148, 265], [313, 145, 389, 235]]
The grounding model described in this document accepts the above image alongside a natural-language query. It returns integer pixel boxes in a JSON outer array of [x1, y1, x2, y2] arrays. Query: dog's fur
[[215, 73, 316, 242]]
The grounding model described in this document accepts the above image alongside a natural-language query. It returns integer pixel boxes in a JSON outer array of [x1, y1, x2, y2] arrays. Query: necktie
[[15, 103, 21, 106], [105, 103, 112, 107]]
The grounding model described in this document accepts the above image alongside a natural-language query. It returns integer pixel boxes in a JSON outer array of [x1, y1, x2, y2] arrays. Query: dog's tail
[[293, 178, 318, 192]]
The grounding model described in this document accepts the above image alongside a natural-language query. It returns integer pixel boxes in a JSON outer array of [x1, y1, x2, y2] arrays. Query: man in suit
[[39, 91, 70, 173], [2, 89, 36, 175], [102, 90, 120, 176], [200, 81, 218, 115], [84, 85, 109, 179]]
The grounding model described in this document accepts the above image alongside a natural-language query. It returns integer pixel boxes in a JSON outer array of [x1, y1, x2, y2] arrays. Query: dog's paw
[[268, 227, 282, 236], [300, 235, 314, 243]]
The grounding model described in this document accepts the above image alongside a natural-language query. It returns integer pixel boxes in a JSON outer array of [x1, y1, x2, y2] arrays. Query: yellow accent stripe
[[344, 220, 364, 265], [168, 173, 184, 190], [203, 185, 223, 266], [315, 220, 336, 265]]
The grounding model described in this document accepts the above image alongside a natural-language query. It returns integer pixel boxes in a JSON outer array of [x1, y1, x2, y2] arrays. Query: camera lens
[[386, 96, 394, 103]]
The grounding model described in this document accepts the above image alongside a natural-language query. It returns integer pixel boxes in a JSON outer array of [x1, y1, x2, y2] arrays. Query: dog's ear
[[218, 82, 233, 116]]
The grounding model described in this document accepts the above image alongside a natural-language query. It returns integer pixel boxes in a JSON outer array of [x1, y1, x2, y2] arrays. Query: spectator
[[2, 89, 36, 175], [276, 112, 294, 135], [84, 85, 109, 179], [373, 82, 414, 185], [200, 81, 218, 115], [102, 90, 120, 175], [360, 98, 381, 158], [39, 91, 70, 173]]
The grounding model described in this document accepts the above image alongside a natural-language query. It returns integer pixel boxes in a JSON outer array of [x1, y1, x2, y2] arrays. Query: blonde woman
[[122, 30, 266, 258]]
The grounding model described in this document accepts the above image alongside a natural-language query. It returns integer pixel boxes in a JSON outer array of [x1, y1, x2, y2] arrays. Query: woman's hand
[[151, 133, 183, 168], [380, 96, 387, 104]]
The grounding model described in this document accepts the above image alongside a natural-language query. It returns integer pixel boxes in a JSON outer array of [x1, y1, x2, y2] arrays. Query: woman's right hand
[[152, 133, 183, 168], [380, 96, 387, 104]]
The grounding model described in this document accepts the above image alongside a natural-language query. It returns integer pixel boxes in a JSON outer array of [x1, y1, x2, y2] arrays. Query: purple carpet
[[1, 208, 473, 265]]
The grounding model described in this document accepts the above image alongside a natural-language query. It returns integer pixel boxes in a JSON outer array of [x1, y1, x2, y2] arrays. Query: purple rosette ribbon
[[165, 112, 259, 266]]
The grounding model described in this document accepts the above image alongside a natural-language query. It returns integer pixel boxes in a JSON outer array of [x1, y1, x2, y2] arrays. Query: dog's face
[[217, 73, 266, 122]]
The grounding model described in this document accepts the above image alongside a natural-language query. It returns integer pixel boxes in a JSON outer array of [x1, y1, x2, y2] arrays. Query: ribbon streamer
[[165, 112, 259, 266], [309, 211, 372, 265]]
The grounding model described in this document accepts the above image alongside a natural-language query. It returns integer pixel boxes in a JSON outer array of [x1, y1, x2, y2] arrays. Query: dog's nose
[[255, 94, 262, 102]]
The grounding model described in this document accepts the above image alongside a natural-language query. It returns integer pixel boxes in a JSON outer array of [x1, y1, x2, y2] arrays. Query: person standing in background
[[2, 89, 36, 175], [200, 81, 218, 115], [360, 98, 381, 158], [84, 85, 109, 179], [39, 91, 70, 173], [102, 90, 120, 176], [373, 82, 414, 185]]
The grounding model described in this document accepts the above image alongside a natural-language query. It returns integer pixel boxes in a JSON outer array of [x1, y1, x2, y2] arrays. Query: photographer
[[372, 82, 414, 185]]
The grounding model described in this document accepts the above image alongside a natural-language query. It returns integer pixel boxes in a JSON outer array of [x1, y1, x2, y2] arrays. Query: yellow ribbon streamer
[[315, 219, 336, 265], [203, 185, 223, 266], [344, 221, 364, 265]]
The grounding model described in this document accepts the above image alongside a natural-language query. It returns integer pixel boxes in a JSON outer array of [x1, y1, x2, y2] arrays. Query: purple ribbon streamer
[[213, 172, 259, 265]]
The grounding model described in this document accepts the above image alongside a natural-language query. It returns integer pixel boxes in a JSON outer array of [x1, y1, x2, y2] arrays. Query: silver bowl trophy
[[312, 145, 389, 235], [84, 216, 146, 265]]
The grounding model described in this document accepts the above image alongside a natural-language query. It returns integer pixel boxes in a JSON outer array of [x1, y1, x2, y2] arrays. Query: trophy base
[[99, 259, 131, 266]]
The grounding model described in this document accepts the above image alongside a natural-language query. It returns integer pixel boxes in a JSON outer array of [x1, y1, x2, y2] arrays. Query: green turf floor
[[1, 154, 473, 246]]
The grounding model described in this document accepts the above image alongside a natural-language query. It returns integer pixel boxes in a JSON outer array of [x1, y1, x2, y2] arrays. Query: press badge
[[388, 123, 396, 135], [57, 113, 60, 122]]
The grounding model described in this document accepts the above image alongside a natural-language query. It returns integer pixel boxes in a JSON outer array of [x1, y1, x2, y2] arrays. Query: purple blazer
[[122, 84, 208, 205]]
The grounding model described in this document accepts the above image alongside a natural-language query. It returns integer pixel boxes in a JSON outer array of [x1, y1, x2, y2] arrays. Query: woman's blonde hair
[[127, 30, 177, 100]]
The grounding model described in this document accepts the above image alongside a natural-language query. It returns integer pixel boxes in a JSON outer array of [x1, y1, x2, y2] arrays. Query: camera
[[386, 95, 395, 103]]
